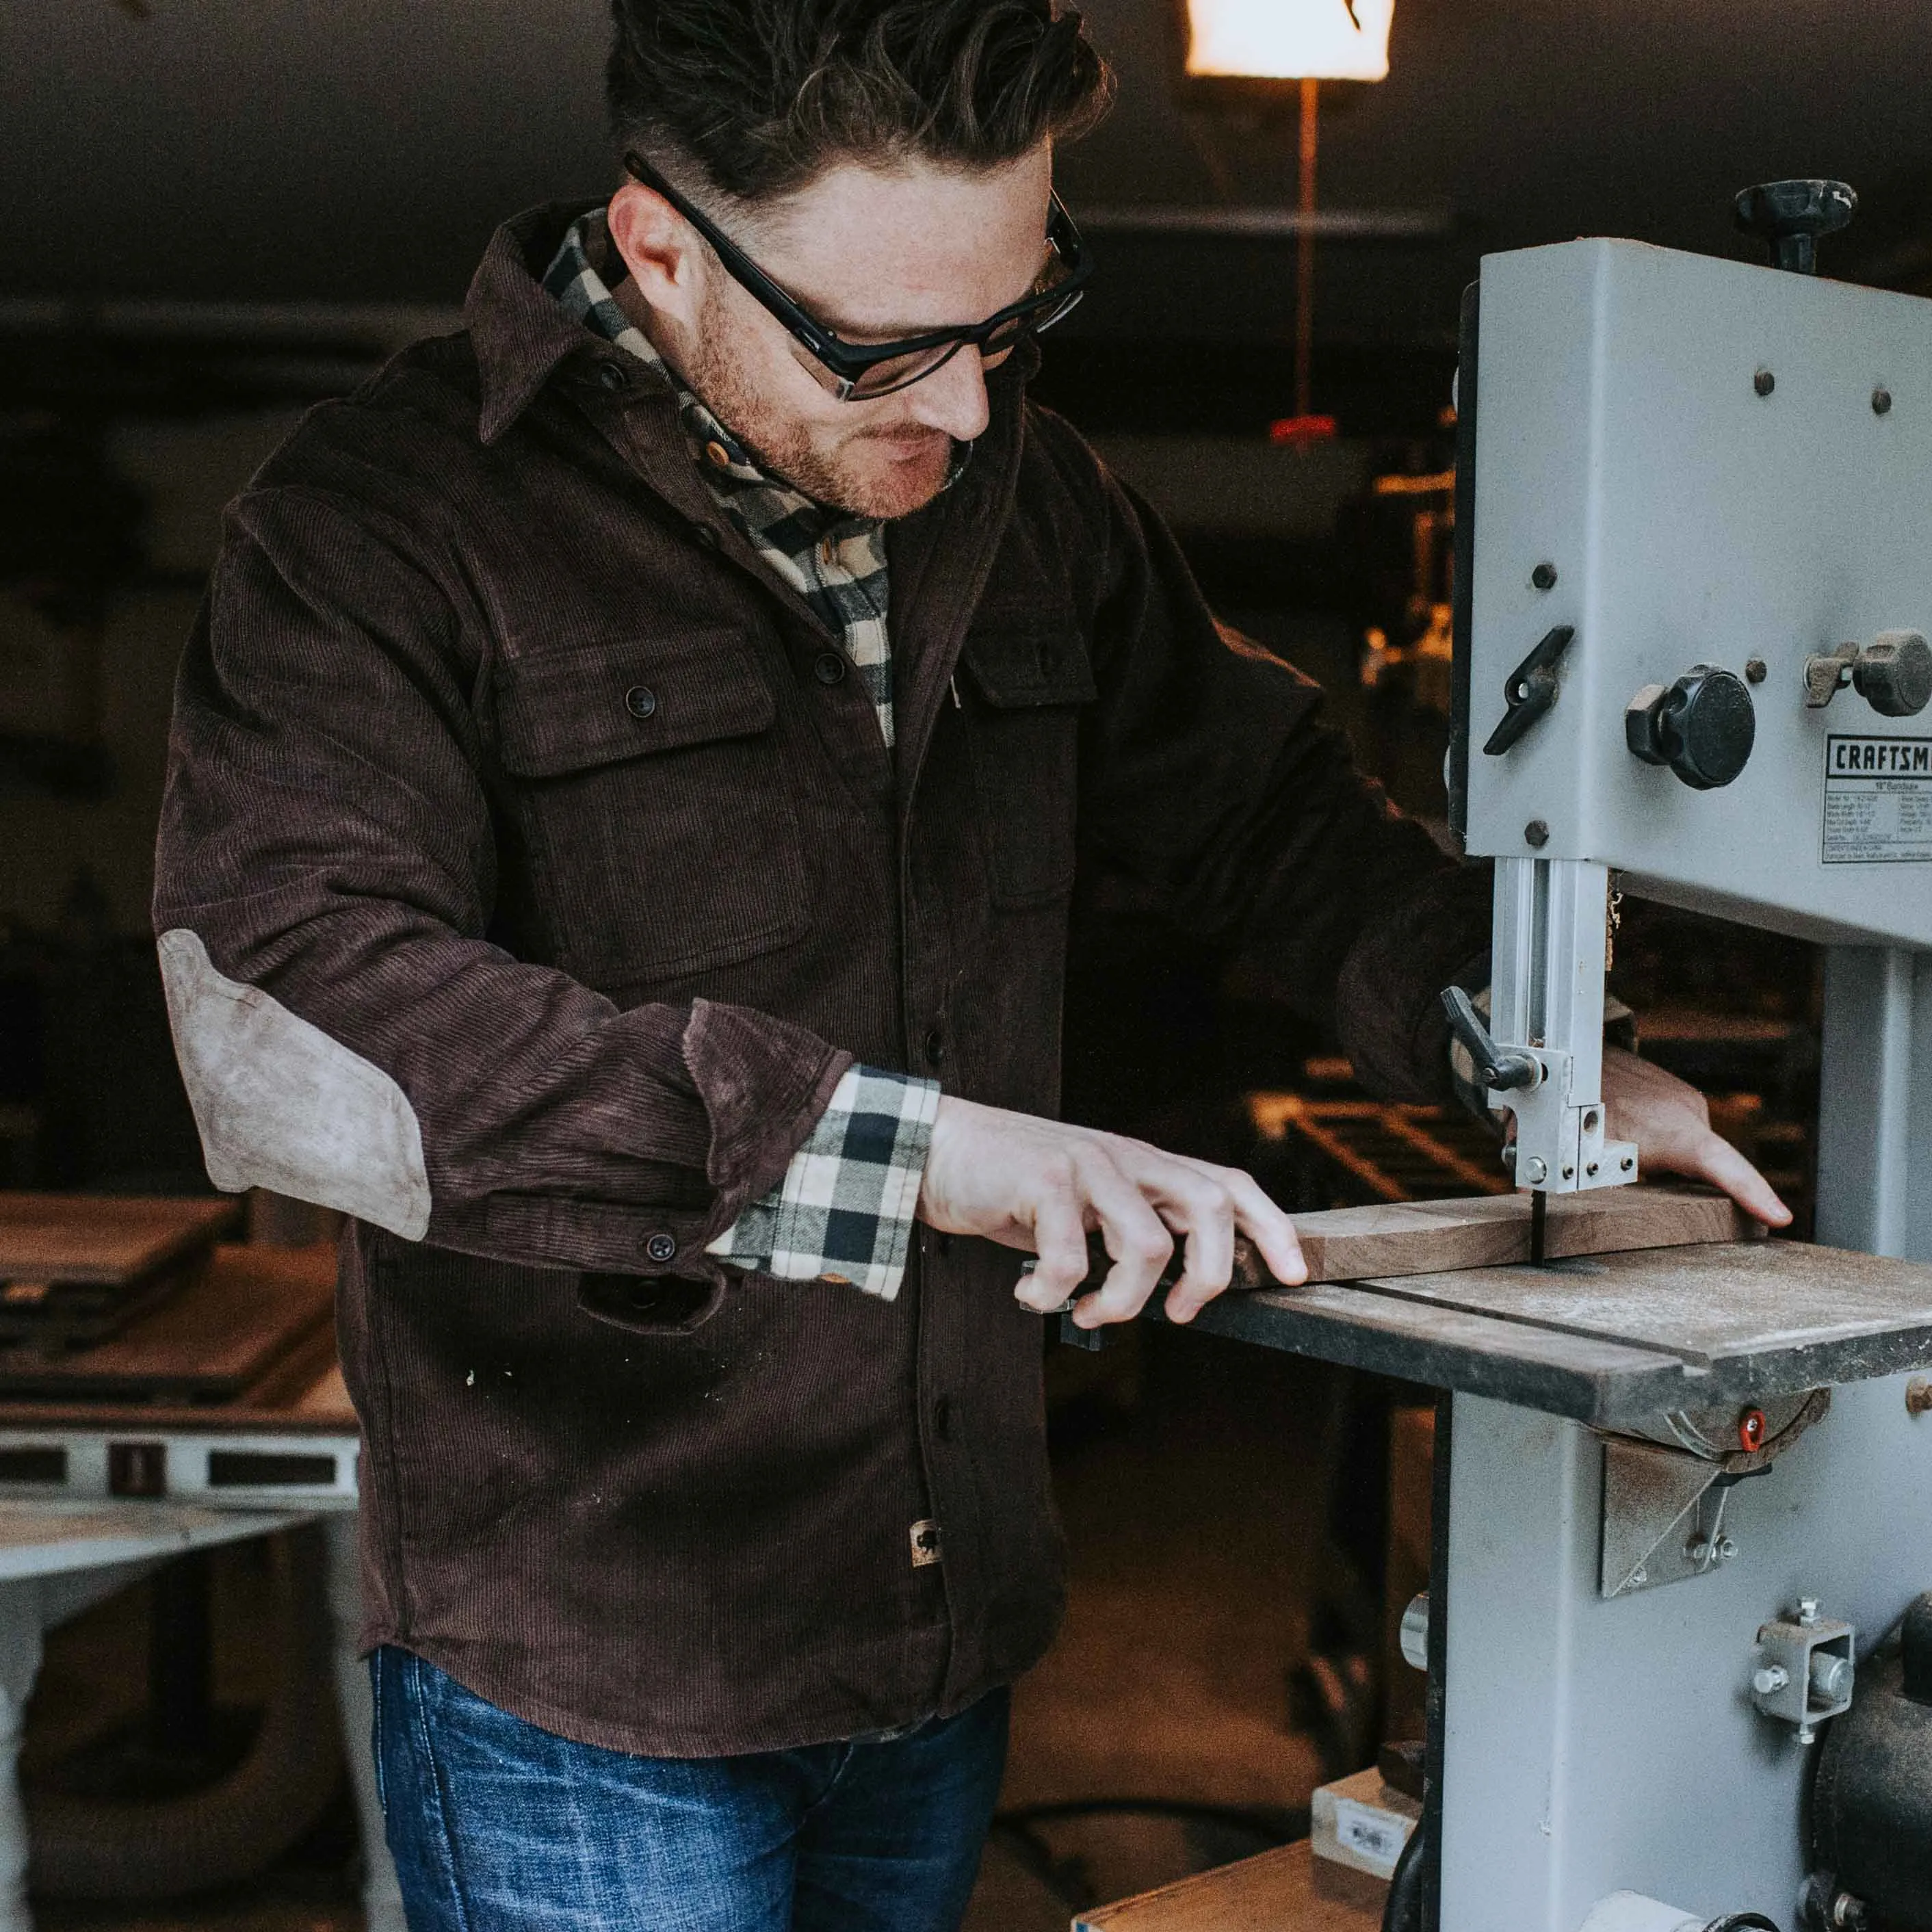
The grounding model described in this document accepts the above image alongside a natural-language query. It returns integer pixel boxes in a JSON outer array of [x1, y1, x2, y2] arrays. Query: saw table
[[1166, 1214, 1932, 1931]]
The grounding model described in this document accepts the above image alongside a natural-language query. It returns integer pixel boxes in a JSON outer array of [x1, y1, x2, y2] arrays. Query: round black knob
[[1734, 179, 1857, 275], [1853, 630, 1932, 718], [1625, 667, 1757, 790]]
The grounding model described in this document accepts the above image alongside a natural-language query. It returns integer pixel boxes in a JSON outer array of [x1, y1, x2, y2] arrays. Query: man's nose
[[902, 348, 992, 444]]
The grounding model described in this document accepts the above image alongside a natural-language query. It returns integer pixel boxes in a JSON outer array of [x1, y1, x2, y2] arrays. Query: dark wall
[[10, 0, 1932, 339]]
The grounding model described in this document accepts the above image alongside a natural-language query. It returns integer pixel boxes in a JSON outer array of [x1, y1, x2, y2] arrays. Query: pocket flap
[[958, 621, 1099, 709], [495, 630, 776, 778]]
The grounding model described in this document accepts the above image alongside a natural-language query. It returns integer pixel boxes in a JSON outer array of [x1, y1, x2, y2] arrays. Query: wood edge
[[1073, 1840, 1312, 1928]]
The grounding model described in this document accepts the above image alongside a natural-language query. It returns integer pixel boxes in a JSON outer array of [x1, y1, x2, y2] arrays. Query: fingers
[[1069, 1149, 1175, 1330], [1015, 1171, 1094, 1311], [1103, 1147, 1303, 1324], [1217, 1166, 1307, 1288], [1678, 1130, 1792, 1229]]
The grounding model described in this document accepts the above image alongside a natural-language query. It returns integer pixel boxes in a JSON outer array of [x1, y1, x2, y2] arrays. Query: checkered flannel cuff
[[1448, 984, 1638, 1125], [705, 1066, 941, 1301]]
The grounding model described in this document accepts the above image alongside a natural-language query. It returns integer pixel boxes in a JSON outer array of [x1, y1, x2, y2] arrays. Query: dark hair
[[606, 0, 1114, 203]]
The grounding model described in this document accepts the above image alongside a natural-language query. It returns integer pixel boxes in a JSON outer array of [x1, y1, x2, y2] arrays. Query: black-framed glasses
[[622, 152, 1093, 402]]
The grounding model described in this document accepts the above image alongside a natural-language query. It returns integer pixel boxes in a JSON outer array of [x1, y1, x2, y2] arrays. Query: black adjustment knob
[[1734, 179, 1857, 275], [1625, 667, 1757, 790], [1853, 629, 1932, 718]]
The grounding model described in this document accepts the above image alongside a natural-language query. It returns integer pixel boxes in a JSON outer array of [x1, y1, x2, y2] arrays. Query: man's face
[[609, 144, 1054, 519]]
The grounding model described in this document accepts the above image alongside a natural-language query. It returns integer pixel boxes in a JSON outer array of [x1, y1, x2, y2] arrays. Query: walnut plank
[[0, 1195, 239, 1285], [1074, 1839, 1383, 1931], [0, 1243, 333, 1402], [1232, 1184, 1752, 1290]]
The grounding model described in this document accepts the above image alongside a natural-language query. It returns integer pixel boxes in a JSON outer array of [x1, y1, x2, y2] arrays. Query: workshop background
[[0, 0, 1916, 1924]]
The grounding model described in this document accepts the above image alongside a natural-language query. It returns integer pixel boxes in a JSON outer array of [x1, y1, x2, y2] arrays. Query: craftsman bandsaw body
[[1447, 187, 1932, 1929], [1188, 185, 1932, 1932]]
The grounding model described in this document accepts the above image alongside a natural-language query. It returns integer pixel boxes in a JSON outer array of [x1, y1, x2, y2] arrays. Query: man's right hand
[[917, 1097, 1306, 1331]]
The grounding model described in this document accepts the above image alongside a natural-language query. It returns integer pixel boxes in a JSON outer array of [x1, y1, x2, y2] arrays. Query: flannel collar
[[545, 209, 901, 744]]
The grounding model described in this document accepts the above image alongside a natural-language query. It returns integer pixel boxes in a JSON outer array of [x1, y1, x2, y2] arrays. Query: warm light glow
[[1185, 0, 1394, 82]]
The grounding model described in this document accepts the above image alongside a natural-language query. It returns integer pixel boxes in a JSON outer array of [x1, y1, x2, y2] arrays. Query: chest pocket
[[958, 618, 1099, 906], [493, 629, 808, 986]]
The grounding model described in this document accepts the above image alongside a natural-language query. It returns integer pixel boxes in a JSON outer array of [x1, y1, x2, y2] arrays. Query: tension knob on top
[[1734, 179, 1857, 274], [1625, 667, 1758, 790]]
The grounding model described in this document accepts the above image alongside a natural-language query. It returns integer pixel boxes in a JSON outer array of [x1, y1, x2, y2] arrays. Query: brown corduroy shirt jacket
[[153, 205, 1491, 1757]]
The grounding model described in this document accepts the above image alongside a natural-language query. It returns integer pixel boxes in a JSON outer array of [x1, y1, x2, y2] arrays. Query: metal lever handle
[[1483, 625, 1576, 757], [1439, 986, 1542, 1093]]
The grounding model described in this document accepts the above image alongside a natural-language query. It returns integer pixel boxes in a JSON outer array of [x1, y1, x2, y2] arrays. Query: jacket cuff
[[683, 997, 854, 1241], [705, 1066, 941, 1301]]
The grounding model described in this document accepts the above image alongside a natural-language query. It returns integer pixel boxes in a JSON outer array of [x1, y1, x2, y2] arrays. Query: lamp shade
[[1184, 0, 1394, 83]]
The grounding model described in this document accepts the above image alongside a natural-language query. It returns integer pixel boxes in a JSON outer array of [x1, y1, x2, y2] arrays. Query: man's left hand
[[1602, 1046, 1791, 1227]]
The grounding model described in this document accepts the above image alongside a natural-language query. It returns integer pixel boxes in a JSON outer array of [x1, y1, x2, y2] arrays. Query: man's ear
[[608, 181, 703, 328]]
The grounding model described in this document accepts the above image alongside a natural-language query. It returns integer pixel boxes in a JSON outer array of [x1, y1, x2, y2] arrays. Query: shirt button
[[813, 652, 847, 687], [597, 363, 627, 392], [705, 439, 733, 470], [625, 686, 658, 720], [645, 1232, 677, 1264], [923, 1026, 946, 1065], [819, 535, 839, 568]]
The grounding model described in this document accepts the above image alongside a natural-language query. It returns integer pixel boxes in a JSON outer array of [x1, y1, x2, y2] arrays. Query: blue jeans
[[369, 1647, 1008, 1932]]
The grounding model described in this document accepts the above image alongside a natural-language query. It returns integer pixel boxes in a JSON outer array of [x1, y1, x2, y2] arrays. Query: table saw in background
[[0, 1193, 400, 1931]]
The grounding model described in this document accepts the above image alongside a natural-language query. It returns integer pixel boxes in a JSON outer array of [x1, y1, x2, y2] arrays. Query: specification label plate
[[1823, 735, 1932, 865]]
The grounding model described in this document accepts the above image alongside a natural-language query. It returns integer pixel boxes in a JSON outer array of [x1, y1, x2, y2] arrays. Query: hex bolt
[[1524, 819, 1550, 848], [1755, 368, 1777, 397], [1531, 562, 1559, 591], [1799, 1597, 1820, 1626], [1907, 1377, 1932, 1415], [1716, 1536, 1738, 1562], [1630, 1566, 1648, 1588], [1753, 1664, 1791, 1696], [1745, 657, 1768, 684], [1522, 1156, 1549, 1185], [1873, 387, 1893, 416]]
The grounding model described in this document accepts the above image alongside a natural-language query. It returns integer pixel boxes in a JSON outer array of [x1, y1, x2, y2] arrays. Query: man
[[153, 2, 1787, 1926]]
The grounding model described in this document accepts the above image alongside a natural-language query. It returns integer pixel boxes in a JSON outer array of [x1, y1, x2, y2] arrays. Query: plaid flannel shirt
[[544, 211, 937, 1300]]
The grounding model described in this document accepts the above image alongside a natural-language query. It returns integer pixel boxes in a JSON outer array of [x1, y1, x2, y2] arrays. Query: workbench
[[1073, 1840, 1385, 1931], [0, 1221, 398, 1931]]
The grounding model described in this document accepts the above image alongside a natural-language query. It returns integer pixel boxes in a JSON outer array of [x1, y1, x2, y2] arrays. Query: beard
[[677, 292, 958, 520]]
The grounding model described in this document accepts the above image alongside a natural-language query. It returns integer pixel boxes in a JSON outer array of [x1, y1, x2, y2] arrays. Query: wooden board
[[0, 1242, 334, 1404], [1074, 1840, 1384, 1931], [0, 1195, 238, 1285], [1234, 1183, 1752, 1291]]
